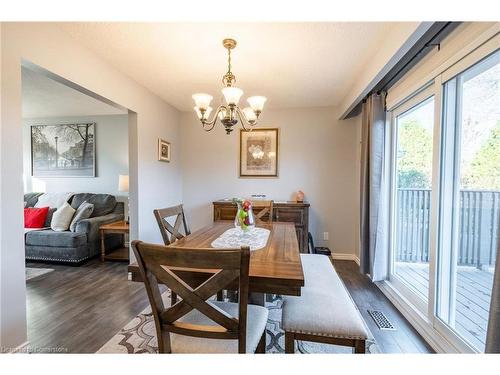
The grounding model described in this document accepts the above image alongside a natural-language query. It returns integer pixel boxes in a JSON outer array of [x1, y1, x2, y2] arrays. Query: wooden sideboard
[[213, 200, 310, 253]]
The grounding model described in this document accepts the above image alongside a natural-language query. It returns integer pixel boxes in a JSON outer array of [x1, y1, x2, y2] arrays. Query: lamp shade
[[192, 93, 213, 110], [118, 175, 129, 193], [247, 96, 267, 112], [242, 107, 257, 122], [222, 87, 243, 105]]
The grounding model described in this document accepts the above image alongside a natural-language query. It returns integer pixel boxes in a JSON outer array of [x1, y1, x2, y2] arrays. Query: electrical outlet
[[323, 232, 329, 241]]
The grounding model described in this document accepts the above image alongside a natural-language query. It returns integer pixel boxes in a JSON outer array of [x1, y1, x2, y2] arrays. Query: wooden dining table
[[128, 221, 305, 300]]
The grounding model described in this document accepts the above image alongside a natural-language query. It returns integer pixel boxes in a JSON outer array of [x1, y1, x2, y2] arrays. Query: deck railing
[[396, 188, 500, 268]]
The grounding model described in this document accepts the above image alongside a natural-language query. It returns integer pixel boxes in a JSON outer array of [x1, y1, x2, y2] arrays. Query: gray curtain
[[486, 239, 500, 353], [359, 93, 389, 281]]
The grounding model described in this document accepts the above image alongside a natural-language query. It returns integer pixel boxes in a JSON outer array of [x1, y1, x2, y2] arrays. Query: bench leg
[[354, 340, 366, 354], [256, 331, 266, 353], [170, 292, 177, 305], [285, 332, 295, 354]]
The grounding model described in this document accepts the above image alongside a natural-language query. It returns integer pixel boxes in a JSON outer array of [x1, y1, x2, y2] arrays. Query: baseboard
[[331, 253, 360, 265]]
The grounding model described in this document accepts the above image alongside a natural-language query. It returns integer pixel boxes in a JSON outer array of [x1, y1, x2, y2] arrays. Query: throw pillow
[[51, 202, 76, 232], [44, 207, 57, 228], [24, 207, 49, 228], [69, 202, 94, 232]]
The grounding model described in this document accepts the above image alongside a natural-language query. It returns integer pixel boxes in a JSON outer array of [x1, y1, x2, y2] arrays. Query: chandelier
[[192, 38, 267, 135]]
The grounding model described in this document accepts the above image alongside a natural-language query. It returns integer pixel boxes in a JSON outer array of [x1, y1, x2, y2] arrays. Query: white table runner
[[211, 227, 270, 251]]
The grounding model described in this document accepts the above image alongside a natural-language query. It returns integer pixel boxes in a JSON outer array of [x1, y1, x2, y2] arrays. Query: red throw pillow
[[24, 207, 49, 228]]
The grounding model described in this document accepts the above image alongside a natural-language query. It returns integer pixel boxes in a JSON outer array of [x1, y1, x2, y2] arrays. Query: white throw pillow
[[51, 202, 76, 232], [35, 192, 74, 209]]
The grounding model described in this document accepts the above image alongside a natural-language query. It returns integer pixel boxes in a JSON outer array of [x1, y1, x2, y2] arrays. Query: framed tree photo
[[239, 128, 279, 177], [31, 123, 96, 177]]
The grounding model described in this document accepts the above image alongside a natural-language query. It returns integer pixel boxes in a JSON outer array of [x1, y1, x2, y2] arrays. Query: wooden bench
[[282, 254, 369, 353]]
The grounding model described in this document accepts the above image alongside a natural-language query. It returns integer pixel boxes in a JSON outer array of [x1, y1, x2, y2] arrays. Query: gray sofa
[[25, 192, 124, 265]]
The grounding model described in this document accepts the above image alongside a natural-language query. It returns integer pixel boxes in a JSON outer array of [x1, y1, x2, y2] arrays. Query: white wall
[[0, 22, 183, 349], [181, 107, 361, 256], [23, 115, 129, 196]]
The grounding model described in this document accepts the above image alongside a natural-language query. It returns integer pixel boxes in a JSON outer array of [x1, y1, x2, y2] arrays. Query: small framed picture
[[158, 138, 171, 162], [239, 128, 279, 177]]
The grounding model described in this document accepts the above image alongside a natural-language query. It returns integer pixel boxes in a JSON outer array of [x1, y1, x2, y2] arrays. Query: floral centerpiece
[[232, 198, 255, 232]]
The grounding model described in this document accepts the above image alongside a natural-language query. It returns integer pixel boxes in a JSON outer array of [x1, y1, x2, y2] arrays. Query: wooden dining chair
[[154, 204, 191, 246], [132, 241, 268, 354], [154, 204, 194, 305], [252, 200, 274, 224]]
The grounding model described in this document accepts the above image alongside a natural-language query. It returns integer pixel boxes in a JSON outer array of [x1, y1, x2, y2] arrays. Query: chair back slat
[[154, 204, 191, 245], [132, 240, 251, 353], [252, 200, 274, 224]]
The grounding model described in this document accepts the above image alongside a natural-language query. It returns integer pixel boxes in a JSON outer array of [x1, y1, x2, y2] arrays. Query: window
[[436, 51, 500, 351]]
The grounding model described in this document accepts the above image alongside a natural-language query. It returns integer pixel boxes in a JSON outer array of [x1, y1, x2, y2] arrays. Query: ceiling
[[22, 66, 126, 118], [58, 22, 418, 112]]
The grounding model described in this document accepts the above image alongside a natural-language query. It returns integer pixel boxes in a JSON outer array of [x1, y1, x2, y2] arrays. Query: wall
[[22, 115, 129, 197], [180, 106, 361, 257], [0, 22, 183, 349]]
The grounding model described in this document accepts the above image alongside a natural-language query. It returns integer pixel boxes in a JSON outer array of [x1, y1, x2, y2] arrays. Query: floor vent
[[368, 310, 396, 330]]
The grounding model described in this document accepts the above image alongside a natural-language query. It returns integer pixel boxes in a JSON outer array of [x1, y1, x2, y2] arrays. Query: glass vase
[[234, 200, 255, 232]]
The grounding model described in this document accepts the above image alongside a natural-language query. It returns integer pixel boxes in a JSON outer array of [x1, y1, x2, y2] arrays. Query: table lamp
[[118, 174, 129, 223]]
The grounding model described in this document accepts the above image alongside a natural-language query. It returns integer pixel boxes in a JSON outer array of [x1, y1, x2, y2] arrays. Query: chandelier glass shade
[[192, 38, 267, 134]]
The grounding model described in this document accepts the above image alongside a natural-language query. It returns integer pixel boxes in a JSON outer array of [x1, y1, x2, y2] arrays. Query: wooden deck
[[395, 262, 494, 350]]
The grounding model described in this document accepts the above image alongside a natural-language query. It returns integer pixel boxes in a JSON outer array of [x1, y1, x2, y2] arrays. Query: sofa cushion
[[51, 202, 76, 232], [70, 202, 94, 232], [24, 192, 43, 208], [70, 193, 116, 217], [35, 192, 74, 209], [44, 208, 57, 227], [25, 230, 87, 248], [24, 207, 49, 228]]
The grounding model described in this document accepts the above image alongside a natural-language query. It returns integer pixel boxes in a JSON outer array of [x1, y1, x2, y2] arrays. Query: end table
[[99, 221, 129, 262]]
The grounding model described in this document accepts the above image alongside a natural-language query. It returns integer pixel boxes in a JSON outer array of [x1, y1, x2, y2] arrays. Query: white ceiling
[[58, 22, 418, 112], [22, 66, 126, 118]]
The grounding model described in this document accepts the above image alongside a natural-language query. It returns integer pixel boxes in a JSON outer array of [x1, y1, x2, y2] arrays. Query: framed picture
[[158, 138, 171, 162], [239, 128, 279, 177], [31, 123, 96, 177]]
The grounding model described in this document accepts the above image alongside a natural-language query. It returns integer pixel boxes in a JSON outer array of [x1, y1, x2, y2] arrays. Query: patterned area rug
[[98, 292, 379, 354], [26, 267, 54, 281]]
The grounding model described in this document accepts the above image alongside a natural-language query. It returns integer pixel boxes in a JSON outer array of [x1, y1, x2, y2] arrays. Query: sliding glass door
[[436, 51, 500, 351], [388, 43, 499, 352]]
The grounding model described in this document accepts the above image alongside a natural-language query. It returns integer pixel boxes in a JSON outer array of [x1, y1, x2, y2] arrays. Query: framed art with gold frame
[[239, 128, 279, 177]]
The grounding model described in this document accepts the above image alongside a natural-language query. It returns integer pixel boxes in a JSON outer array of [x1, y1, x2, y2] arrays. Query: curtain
[[486, 239, 500, 353], [359, 93, 389, 281]]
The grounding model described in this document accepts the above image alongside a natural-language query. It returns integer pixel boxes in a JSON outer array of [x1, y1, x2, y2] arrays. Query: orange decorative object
[[296, 190, 304, 203]]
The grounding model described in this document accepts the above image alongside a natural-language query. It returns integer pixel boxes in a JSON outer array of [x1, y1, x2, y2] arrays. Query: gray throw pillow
[[44, 208, 57, 227], [70, 202, 94, 232]]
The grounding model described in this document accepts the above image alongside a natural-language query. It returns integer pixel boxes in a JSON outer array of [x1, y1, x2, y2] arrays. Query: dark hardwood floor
[[26, 259, 157, 353], [26, 258, 433, 353]]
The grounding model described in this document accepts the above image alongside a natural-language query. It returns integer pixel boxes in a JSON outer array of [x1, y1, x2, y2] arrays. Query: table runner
[[211, 227, 270, 251]]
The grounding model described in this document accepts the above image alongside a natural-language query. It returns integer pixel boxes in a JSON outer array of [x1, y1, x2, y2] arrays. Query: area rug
[[97, 292, 379, 354], [26, 267, 54, 281]]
